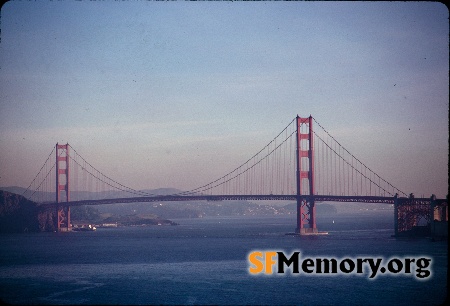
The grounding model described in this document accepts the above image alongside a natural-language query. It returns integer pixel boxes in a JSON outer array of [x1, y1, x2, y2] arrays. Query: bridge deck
[[36, 194, 425, 208]]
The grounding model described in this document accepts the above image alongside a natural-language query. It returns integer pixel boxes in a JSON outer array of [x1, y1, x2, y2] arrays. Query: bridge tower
[[295, 116, 318, 234], [55, 143, 71, 232]]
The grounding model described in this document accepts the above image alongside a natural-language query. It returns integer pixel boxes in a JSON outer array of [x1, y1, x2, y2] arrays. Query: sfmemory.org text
[[248, 251, 432, 280]]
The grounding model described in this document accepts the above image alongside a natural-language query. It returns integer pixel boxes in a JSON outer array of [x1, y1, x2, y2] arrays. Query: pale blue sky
[[0, 1, 448, 198]]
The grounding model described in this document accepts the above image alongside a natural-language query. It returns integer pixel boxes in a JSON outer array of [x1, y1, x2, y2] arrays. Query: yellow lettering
[[248, 251, 264, 274], [265, 251, 277, 274]]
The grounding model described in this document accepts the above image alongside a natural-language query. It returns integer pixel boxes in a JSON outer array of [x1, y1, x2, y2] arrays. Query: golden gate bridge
[[22, 115, 447, 235]]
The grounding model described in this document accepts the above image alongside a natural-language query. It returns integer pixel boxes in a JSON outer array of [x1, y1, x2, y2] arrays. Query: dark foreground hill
[[0, 190, 51, 233]]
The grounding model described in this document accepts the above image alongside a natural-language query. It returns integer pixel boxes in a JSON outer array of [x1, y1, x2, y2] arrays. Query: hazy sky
[[0, 1, 448, 198]]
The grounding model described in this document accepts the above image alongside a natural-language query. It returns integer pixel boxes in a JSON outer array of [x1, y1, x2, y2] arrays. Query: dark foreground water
[[0, 211, 447, 305]]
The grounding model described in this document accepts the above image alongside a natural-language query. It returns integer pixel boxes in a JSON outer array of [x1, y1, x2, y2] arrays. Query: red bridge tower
[[56, 143, 71, 232], [295, 116, 318, 234]]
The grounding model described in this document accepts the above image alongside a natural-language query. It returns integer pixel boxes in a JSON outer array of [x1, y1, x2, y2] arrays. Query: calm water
[[0, 212, 447, 305]]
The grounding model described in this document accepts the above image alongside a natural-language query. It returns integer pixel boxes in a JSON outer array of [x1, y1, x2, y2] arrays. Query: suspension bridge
[[22, 115, 447, 235]]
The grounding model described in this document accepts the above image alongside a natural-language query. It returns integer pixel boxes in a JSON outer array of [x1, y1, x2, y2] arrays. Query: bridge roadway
[[38, 194, 424, 208]]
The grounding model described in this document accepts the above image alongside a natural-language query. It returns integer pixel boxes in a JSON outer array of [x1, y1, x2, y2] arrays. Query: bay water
[[0, 211, 447, 305]]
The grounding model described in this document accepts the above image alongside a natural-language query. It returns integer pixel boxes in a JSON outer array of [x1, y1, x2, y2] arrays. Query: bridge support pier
[[296, 196, 318, 234], [57, 205, 71, 232]]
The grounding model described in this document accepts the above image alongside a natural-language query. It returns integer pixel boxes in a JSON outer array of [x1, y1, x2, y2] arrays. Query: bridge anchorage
[[23, 115, 447, 236], [394, 193, 448, 239]]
